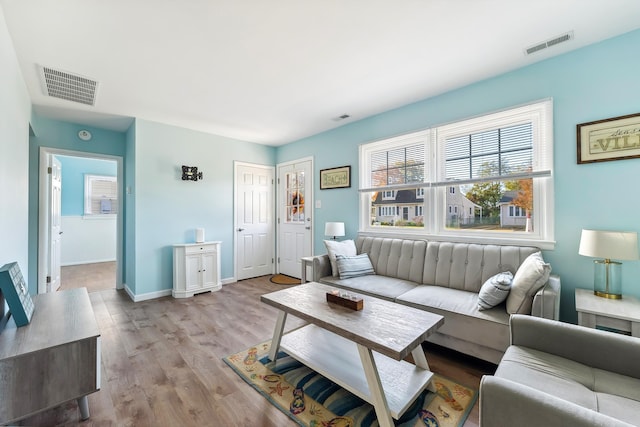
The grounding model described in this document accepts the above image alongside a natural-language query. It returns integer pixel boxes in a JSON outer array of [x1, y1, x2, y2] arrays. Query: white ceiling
[[3, 1, 640, 146]]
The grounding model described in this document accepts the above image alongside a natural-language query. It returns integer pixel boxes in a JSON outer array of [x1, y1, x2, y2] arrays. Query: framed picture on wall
[[577, 112, 640, 164], [320, 165, 351, 190]]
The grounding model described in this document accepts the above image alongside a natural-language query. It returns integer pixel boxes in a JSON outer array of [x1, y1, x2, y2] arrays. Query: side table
[[300, 256, 314, 283], [575, 288, 640, 337], [0, 288, 100, 424]]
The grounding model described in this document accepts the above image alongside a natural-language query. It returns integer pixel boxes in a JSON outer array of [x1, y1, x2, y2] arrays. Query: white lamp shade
[[579, 229, 640, 261], [325, 222, 345, 238]]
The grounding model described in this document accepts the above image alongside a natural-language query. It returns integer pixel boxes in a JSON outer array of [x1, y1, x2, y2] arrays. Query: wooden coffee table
[[261, 282, 444, 427]]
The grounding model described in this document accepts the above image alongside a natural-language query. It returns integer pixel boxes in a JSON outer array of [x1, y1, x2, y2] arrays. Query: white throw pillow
[[506, 252, 552, 314], [336, 254, 375, 279], [324, 239, 357, 277], [478, 271, 513, 311]]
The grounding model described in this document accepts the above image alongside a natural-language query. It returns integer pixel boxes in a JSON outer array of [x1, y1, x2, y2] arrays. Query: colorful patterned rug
[[223, 340, 477, 427]]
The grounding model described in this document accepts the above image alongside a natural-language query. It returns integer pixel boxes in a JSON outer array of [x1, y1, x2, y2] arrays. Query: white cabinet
[[173, 241, 221, 298]]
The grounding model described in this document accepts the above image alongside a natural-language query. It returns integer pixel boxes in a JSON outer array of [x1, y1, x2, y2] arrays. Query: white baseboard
[[124, 285, 172, 302], [124, 277, 236, 302], [221, 277, 236, 285]]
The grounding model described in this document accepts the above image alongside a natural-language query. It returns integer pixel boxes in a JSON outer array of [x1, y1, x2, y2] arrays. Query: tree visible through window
[[359, 100, 553, 245]]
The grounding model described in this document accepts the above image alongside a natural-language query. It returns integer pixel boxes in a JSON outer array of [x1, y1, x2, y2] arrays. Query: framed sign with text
[[577, 112, 640, 164], [320, 165, 351, 190]]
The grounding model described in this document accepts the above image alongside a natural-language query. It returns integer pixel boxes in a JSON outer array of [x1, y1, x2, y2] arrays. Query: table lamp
[[578, 229, 639, 299], [324, 222, 345, 240]]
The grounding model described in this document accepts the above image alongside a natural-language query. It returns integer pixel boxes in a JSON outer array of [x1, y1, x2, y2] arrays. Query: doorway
[[38, 147, 123, 294], [234, 162, 275, 280], [276, 157, 313, 279]]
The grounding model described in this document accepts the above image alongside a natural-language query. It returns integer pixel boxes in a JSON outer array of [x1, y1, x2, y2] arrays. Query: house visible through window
[[84, 174, 117, 215], [359, 100, 554, 247]]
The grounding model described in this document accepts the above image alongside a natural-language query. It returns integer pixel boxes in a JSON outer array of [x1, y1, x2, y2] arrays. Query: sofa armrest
[[311, 254, 332, 282], [480, 376, 635, 427], [531, 273, 560, 320], [509, 314, 640, 378]]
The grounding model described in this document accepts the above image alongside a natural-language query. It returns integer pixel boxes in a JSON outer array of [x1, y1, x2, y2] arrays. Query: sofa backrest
[[424, 241, 538, 293], [356, 236, 426, 284], [357, 236, 540, 293]]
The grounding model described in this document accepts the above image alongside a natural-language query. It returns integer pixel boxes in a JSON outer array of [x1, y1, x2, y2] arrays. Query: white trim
[[221, 277, 236, 285], [124, 285, 172, 302], [84, 174, 117, 215], [38, 147, 124, 293], [125, 277, 236, 302], [358, 100, 554, 248]]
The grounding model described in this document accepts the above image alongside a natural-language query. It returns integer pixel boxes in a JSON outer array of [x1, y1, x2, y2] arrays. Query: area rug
[[223, 340, 477, 427], [270, 274, 302, 285]]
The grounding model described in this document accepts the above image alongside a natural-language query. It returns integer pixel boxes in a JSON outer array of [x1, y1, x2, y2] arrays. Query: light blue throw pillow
[[478, 271, 513, 311], [335, 253, 375, 279]]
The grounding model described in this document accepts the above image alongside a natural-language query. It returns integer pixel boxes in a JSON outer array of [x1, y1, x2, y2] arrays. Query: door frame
[[38, 147, 124, 293], [233, 161, 276, 281], [276, 156, 314, 275]]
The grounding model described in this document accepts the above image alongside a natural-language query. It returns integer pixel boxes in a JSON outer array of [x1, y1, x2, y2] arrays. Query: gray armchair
[[480, 314, 640, 427]]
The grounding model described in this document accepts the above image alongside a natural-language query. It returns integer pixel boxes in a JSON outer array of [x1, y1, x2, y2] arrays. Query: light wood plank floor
[[60, 262, 116, 293], [19, 276, 495, 426]]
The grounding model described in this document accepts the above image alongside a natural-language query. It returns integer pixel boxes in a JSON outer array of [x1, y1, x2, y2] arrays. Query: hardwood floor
[[18, 276, 495, 426], [60, 262, 116, 293]]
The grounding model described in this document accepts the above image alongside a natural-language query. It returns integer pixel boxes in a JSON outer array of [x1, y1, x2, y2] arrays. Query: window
[[84, 174, 118, 215], [359, 100, 554, 247], [382, 190, 396, 200]]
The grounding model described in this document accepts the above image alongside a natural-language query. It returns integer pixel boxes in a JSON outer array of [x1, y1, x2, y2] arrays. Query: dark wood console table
[[0, 288, 101, 424]]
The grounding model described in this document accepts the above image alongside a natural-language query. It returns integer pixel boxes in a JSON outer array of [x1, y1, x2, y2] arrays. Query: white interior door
[[277, 158, 313, 278], [49, 156, 62, 292], [235, 163, 275, 280]]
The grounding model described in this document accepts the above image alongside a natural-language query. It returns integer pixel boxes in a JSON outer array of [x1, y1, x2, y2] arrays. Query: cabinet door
[[201, 251, 217, 288], [185, 254, 202, 291]]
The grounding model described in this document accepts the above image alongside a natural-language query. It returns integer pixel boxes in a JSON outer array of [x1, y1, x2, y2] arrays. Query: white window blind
[[435, 100, 552, 187], [84, 175, 118, 215]]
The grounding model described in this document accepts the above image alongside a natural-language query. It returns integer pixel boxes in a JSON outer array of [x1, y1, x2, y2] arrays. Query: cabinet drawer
[[185, 245, 215, 255]]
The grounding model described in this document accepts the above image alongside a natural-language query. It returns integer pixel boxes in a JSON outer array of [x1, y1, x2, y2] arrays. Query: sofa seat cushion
[[496, 345, 640, 425], [396, 285, 510, 352], [318, 274, 418, 301]]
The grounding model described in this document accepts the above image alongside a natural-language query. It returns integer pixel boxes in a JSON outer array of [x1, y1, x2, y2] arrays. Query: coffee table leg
[[357, 344, 394, 427], [269, 311, 287, 362], [411, 346, 436, 392]]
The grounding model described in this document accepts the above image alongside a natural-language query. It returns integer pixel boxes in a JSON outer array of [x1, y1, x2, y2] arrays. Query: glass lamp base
[[593, 259, 622, 299]]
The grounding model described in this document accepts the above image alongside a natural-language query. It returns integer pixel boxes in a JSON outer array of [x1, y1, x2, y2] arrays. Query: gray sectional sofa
[[311, 236, 561, 364], [480, 315, 640, 426]]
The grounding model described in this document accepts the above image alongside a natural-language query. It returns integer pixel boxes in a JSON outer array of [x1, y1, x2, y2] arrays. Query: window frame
[[84, 174, 118, 217], [359, 100, 554, 249]]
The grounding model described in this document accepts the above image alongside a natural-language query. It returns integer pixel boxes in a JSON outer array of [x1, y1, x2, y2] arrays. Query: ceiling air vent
[[524, 31, 574, 56], [40, 66, 98, 106]]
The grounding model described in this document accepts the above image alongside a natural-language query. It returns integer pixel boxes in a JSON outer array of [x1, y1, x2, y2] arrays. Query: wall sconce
[[578, 229, 639, 299], [182, 165, 203, 181]]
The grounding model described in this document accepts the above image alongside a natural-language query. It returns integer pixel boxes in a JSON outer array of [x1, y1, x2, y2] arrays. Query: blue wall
[[277, 29, 640, 322], [127, 119, 276, 296], [28, 116, 127, 293], [58, 156, 117, 216]]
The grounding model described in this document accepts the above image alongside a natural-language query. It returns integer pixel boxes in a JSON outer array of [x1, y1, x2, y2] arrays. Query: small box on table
[[326, 290, 363, 311]]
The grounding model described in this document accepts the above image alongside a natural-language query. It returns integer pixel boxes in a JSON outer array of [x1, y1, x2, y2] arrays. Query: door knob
[[305, 226, 311, 230], [238, 228, 245, 232]]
